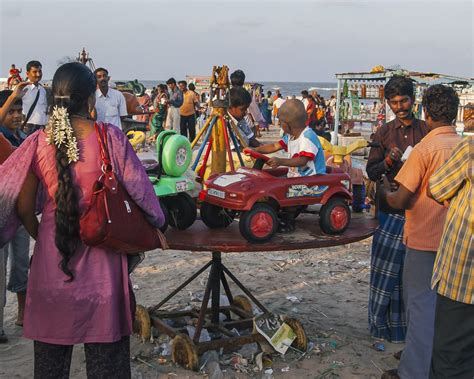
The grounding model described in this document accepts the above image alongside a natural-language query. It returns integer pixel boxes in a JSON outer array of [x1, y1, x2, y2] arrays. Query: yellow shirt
[[430, 136, 473, 304]]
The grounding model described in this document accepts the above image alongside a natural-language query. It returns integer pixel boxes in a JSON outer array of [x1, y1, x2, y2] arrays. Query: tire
[[283, 318, 308, 351], [158, 199, 169, 233], [161, 134, 192, 177], [233, 295, 253, 315], [239, 203, 278, 243], [352, 183, 366, 213], [133, 305, 151, 343], [171, 334, 198, 371], [319, 197, 351, 234], [200, 203, 235, 228], [161, 193, 197, 230]]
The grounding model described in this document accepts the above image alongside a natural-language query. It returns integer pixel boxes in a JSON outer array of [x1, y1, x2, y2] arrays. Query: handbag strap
[[94, 122, 112, 171]]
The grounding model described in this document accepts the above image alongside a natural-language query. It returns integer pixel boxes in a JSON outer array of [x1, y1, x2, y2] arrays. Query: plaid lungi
[[368, 213, 407, 343]]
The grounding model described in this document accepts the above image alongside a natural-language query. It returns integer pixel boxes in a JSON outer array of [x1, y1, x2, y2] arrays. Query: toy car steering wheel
[[243, 148, 270, 162]]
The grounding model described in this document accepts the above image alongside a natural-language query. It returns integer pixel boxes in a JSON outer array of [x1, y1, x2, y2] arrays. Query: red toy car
[[198, 148, 353, 242]]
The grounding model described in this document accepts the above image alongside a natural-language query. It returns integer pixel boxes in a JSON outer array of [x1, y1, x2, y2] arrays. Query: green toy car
[[141, 130, 197, 231]]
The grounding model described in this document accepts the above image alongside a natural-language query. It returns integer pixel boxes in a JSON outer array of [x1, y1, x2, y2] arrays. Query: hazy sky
[[1, 0, 472, 82]]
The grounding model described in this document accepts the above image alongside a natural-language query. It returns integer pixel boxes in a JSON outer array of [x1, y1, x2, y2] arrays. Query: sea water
[[122, 80, 338, 100]]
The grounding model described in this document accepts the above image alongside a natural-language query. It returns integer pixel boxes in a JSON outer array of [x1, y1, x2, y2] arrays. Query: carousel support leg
[[221, 116, 235, 172], [191, 114, 213, 149], [210, 252, 222, 324], [193, 271, 213, 344], [193, 252, 223, 343], [226, 121, 245, 167], [211, 114, 227, 174], [191, 116, 217, 171], [199, 137, 213, 179], [220, 271, 234, 305], [149, 260, 213, 313], [222, 265, 270, 314]]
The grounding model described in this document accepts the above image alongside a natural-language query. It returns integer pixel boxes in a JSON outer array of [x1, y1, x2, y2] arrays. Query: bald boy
[[252, 99, 326, 177]]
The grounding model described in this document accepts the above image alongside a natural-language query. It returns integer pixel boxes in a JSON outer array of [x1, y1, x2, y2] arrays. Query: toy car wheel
[[239, 203, 278, 243], [158, 199, 169, 233], [162, 193, 197, 230], [200, 203, 235, 228], [352, 184, 366, 213], [161, 134, 192, 177], [133, 304, 151, 343], [319, 198, 351, 234]]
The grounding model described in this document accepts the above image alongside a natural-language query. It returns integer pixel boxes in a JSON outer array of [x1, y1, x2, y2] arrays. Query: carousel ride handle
[[243, 148, 270, 162]]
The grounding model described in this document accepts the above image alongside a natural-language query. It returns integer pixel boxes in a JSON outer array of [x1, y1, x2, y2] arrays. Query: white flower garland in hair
[[46, 106, 79, 164]]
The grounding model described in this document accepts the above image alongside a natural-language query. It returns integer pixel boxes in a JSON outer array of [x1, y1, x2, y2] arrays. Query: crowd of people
[[0, 61, 472, 379]]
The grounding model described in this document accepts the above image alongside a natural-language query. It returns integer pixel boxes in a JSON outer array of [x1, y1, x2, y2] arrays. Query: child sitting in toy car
[[251, 99, 326, 177], [249, 99, 326, 232]]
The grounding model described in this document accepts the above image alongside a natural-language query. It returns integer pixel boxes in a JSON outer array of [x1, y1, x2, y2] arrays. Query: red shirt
[[306, 99, 317, 126]]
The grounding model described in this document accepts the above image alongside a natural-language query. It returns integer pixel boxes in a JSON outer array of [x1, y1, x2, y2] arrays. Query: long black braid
[[50, 62, 96, 281]]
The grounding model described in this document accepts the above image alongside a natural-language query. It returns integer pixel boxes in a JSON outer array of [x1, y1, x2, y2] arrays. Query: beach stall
[[333, 68, 474, 144], [186, 75, 211, 102]]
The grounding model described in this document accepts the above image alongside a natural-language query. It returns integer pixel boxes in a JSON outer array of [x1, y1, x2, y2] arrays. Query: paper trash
[[254, 314, 296, 354]]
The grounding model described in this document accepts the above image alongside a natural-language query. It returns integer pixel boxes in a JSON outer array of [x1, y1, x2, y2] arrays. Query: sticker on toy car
[[213, 174, 246, 187], [208, 188, 226, 199], [286, 184, 329, 198], [176, 180, 187, 192]]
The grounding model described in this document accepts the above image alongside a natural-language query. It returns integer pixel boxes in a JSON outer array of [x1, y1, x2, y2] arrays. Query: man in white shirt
[[93, 67, 127, 129], [273, 93, 286, 127], [22, 61, 48, 135], [301, 90, 309, 110]]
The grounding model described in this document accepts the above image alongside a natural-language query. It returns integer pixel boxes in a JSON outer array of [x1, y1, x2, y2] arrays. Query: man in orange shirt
[[178, 81, 198, 141], [380, 85, 462, 379]]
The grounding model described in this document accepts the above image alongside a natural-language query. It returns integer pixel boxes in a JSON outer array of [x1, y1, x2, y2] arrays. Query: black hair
[[178, 80, 187, 88], [301, 90, 309, 97], [188, 83, 196, 91], [0, 90, 22, 107], [422, 84, 459, 124], [229, 86, 252, 107], [51, 62, 97, 281], [230, 70, 245, 86], [166, 77, 176, 85], [26, 60, 42, 71], [158, 84, 167, 91], [384, 75, 414, 100], [94, 67, 108, 76], [267, 90, 272, 96]]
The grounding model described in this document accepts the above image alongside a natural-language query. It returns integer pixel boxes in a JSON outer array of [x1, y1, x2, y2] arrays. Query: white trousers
[[166, 107, 181, 132]]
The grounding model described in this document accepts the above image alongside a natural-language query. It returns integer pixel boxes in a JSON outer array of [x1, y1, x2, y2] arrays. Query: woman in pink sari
[[5, 62, 165, 378]]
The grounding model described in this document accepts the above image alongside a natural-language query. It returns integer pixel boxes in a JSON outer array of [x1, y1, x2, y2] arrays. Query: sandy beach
[[1, 235, 407, 379], [0, 125, 404, 378]]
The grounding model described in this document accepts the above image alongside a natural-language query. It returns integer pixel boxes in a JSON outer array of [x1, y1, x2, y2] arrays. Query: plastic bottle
[[343, 80, 349, 98]]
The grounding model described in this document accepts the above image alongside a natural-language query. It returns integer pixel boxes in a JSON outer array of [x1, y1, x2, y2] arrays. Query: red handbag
[[80, 122, 168, 254]]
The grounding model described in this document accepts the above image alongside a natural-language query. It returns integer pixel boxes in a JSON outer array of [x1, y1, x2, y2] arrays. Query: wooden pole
[[211, 108, 227, 174]]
